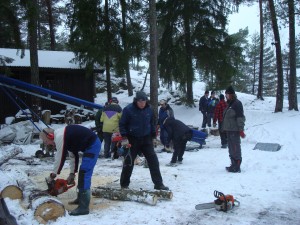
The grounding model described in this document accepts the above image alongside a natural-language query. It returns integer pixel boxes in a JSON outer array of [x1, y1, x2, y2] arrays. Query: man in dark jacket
[[213, 94, 228, 148], [163, 117, 193, 166], [223, 86, 246, 173], [119, 91, 169, 190], [199, 90, 210, 131], [158, 99, 174, 152]]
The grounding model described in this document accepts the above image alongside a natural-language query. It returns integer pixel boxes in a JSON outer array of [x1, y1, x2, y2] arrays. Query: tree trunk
[[104, 0, 112, 101], [120, 0, 133, 97], [92, 186, 173, 205], [268, 0, 284, 112], [183, 1, 194, 106], [27, 0, 41, 120], [29, 190, 65, 224], [288, 0, 298, 111], [149, 0, 159, 122], [0, 146, 23, 167], [257, 0, 264, 100], [45, 0, 56, 50]]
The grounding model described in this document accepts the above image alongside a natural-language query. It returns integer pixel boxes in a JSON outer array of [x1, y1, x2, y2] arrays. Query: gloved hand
[[121, 138, 129, 147], [47, 173, 56, 183], [67, 173, 75, 185], [213, 123, 217, 128], [240, 131, 246, 138]]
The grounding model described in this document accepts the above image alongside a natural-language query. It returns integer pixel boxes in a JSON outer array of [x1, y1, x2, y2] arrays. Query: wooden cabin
[[0, 48, 104, 124]]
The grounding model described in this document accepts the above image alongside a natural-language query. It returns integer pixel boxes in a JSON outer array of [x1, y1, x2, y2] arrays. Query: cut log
[[92, 186, 158, 205], [0, 146, 23, 166], [92, 186, 173, 205], [29, 190, 65, 224], [0, 171, 23, 200]]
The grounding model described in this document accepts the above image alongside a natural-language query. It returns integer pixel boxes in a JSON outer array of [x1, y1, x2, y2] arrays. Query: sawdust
[[30, 169, 119, 211]]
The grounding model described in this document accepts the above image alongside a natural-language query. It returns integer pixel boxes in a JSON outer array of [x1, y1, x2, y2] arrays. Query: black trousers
[[120, 135, 163, 188]]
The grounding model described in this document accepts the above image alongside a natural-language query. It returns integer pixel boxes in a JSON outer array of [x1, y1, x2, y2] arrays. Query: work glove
[[213, 123, 217, 128], [67, 173, 75, 185], [47, 173, 56, 183], [240, 131, 246, 139]]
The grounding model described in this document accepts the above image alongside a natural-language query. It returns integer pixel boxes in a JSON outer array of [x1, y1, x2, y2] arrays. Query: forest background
[[0, 0, 299, 118]]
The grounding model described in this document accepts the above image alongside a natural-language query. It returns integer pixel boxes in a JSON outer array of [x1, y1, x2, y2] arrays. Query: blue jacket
[[119, 102, 156, 138], [158, 104, 174, 127]]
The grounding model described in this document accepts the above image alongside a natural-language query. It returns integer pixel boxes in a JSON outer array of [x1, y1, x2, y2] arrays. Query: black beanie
[[219, 94, 224, 100], [225, 86, 235, 94], [135, 91, 148, 101]]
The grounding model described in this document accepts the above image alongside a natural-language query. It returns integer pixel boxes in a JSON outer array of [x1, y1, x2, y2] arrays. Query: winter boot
[[225, 158, 235, 171], [227, 159, 242, 173], [154, 184, 169, 191], [69, 190, 90, 216], [68, 192, 79, 205]]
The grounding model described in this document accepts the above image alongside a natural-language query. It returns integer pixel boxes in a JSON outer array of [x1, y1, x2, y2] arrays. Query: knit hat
[[219, 94, 224, 100], [160, 99, 166, 105], [110, 97, 119, 103], [225, 86, 235, 94], [135, 91, 148, 101], [211, 90, 215, 95]]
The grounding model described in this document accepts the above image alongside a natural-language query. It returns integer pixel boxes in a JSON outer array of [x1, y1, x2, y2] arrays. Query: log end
[[0, 185, 23, 200], [34, 200, 65, 224]]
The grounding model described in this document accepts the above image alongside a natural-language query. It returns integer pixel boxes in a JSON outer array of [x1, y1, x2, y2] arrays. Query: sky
[[1, 69, 300, 225]]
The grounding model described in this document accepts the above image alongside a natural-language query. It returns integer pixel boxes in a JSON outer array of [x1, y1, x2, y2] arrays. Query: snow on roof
[[0, 48, 82, 69]]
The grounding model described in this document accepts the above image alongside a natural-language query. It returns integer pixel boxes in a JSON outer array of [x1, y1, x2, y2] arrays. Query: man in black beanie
[[222, 86, 246, 173], [118, 91, 169, 190]]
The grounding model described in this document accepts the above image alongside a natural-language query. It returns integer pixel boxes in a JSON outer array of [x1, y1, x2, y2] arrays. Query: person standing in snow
[[157, 99, 174, 152], [94, 102, 108, 144], [213, 94, 228, 148], [40, 125, 101, 216], [118, 91, 169, 190], [223, 86, 246, 173], [207, 90, 219, 128], [163, 117, 193, 166], [199, 90, 210, 131], [100, 97, 122, 158]]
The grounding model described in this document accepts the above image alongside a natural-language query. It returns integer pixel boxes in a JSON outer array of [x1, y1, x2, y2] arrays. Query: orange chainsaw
[[195, 190, 240, 212], [46, 178, 76, 196]]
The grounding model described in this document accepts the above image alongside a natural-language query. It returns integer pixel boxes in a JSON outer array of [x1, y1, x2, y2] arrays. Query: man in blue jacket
[[119, 91, 169, 190]]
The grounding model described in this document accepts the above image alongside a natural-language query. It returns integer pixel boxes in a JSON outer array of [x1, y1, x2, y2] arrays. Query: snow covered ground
[[1, 70, 300, 225]]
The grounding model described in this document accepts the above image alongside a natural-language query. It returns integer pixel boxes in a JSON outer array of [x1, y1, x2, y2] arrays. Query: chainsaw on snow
[[195, 190, 240, 212]]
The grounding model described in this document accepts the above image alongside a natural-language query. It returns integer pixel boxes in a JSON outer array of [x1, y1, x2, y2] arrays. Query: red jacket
[[213, 100, 227, 124]]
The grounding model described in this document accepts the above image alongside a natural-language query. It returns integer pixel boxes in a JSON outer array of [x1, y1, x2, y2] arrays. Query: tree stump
[[29, 190, 65, 224]]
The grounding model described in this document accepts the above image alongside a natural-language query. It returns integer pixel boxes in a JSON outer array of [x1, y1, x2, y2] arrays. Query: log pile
[[0, 146, 23, 167], [92, 186, 173, 206]]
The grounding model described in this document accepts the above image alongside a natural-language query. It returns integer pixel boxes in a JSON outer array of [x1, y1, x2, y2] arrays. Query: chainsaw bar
[[195, 202, 215, 210]]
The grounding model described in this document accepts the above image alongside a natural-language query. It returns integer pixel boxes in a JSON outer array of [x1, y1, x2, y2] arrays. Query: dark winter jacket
[[222, 95, 245, 132], [158, 104, 174, 127], [213, 99, 227, 124], [119, 101, 156, 138], [199, 95, 210, 113], [163, 117, 192, 142]]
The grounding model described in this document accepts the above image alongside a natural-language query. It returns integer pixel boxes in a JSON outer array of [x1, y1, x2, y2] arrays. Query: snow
[[1, 70, 300, 225]]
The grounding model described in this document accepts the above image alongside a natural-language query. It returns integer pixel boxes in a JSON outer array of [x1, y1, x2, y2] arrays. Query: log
[[29, 190, 66, 224], [92, 186, 158, 206], [92, 186, 173, 205], [0, 146, 23, 167], [0, 171, 23, 200]]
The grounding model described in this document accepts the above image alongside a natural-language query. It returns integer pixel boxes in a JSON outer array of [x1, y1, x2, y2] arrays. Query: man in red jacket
[[213, 94, 228, 148]]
